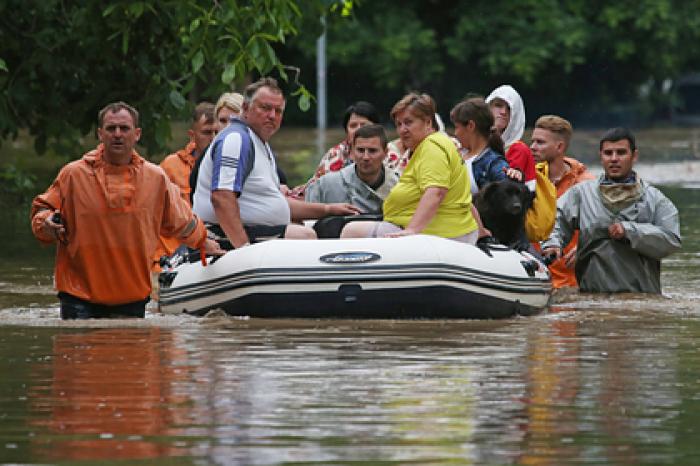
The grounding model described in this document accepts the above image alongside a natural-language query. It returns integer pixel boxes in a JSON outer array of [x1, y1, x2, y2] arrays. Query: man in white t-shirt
[[193, 77, 359, 248]]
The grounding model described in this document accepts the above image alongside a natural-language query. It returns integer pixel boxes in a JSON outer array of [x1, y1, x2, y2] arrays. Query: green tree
[[0, 0, 345, 156], [281, 0, 700, 126]]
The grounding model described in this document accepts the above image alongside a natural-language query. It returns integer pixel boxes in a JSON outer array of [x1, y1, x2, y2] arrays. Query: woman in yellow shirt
[[341, 93, 478, 243]]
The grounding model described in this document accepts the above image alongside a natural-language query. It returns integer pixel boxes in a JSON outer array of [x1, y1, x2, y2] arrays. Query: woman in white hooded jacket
[[486, 85, 537, 192]]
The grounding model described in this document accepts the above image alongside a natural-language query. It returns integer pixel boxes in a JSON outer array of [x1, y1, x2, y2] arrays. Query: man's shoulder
[[641, 179, 674, 202], [160, 151, 183, 168], [56, 156, 96, 179], [316, 168, 347, 188]]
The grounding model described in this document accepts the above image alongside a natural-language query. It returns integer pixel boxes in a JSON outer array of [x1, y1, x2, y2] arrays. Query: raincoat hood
[[486, 85, 525, 148]]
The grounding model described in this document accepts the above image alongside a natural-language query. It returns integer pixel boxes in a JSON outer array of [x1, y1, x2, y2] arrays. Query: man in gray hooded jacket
[[542, 127, 681, 293], [306, 124, 398, 214]]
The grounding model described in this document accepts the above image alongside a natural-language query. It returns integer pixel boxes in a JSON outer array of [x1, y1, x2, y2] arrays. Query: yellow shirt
[[383, 132, 477, 238]]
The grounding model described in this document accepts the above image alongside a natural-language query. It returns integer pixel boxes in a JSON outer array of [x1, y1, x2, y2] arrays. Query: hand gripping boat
[[158, 235, 551, 318]]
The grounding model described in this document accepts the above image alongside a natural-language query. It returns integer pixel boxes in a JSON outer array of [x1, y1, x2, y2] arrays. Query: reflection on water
[[1, 313, 698, 464], [27, 328, 188, 462]]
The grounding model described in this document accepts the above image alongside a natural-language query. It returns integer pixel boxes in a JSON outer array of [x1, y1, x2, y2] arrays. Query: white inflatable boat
[[158, 235, 551, 318]]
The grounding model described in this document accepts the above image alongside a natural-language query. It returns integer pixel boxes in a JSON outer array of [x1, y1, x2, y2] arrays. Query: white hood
[[486, 85, 525, 148]]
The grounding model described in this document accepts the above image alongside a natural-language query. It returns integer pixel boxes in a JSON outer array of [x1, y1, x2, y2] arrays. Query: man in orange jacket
[[156, 102, 216, 260], [530, 115, 595, 288], [31, 101, 223, 319]]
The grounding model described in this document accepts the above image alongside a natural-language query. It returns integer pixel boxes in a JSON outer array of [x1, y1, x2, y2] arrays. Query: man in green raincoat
[[542, 127, 681, 293]]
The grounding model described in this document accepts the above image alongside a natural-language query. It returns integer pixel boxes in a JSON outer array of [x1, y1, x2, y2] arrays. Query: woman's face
[[345, 113, 372, 142], [490, 99, 510, 133], [453, 121, 472, 150], [394, 109, 432, 151], [216, 106, 239, 133]]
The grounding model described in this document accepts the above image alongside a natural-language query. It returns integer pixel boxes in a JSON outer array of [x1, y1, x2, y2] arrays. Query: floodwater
[[1, 129, 699, 464]]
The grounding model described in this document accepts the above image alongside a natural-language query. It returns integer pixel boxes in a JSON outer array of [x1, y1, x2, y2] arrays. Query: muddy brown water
[[0, 130, 699, 464]]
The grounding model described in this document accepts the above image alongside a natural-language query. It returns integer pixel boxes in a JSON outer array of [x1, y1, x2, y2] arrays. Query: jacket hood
[[486, 84, 525, 148]]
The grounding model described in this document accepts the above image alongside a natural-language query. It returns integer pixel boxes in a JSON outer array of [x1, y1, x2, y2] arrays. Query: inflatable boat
[[158, 235, 551, 318]]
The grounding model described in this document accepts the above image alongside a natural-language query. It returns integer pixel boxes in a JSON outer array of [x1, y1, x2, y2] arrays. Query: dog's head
[[476, 179, 531, 218]]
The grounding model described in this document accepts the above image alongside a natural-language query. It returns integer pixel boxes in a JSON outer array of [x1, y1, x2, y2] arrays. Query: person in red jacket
[[31, 101, 223, 319], [486, 85, 537, 192], [530, 115, 595, 288]]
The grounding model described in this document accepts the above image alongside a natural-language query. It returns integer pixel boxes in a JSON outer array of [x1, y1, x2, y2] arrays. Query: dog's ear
[[479, 182, 498, 200]]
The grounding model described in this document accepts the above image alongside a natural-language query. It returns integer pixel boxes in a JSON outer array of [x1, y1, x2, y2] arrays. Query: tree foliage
[[281, 0, 700, 126], [2, 0, 700, 153], [0, 0, 340, 156]]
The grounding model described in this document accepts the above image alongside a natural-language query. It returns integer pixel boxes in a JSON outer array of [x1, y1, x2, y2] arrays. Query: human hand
[[542, 247, 561, 264], [608, 223, 625, 240], [203, 238, 226, 256], [478, 226, 492, 239], [505, 167, 523, 182], [326, 203, 362, 216], [385, 228, 418, 238], [43, 210, 67, 244]]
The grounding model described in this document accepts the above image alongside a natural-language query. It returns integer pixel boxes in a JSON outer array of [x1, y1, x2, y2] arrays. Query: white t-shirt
[[193, 120, 290, 226]]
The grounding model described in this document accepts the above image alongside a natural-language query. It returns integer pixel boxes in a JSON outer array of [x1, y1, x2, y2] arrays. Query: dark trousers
[[58, 292, 148, 319]]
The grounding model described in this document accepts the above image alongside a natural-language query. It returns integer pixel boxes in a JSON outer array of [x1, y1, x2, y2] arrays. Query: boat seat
[[313, 214, 383, 239]]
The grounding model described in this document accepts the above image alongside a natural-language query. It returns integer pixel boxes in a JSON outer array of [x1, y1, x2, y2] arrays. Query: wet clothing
[[305, 164, 399, 214], [59, 292, 148, 319], [31, 145, 207, 306], [545, 157, 595, 288], [157, 141, 198, 259], [383, 132, 477, 238], [161, 141, 197, 204], [468, 147, 510, 193], [193, 118, 290, 227], [542, 173, 681, 293], [486, 86, 536, 192], [506, 141, 536, 192], [205, 223, 286, 250], [486, 85, 526, 148]]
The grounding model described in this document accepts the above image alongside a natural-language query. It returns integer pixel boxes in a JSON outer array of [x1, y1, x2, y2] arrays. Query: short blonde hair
[[535, 115, 573, 149], [215, 92, 244, 118]]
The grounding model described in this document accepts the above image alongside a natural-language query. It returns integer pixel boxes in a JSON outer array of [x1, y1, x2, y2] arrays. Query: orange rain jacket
[[546, 156, 595, 288], [156, 141, 197, 259], [31, 145, 207, 305]]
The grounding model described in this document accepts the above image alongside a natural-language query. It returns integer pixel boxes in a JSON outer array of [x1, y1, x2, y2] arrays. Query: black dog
[[474, 179, 533, 252]]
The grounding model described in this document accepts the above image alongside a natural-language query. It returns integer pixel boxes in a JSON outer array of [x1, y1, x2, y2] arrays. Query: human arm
[[487, 156, 510, 183], [386, 186, 447, 237], [30, 175, 66, 244], [615, 190, 681, 259], [471, 204, 491, 239], [159, 176, 225, 255], [211, 190, 250, 248], [304, 177, 322, 203], [541, 188, 578, 260], [287, 197, 361, 222]]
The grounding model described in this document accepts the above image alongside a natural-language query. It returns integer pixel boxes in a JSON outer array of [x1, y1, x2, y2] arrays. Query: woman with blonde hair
[[341, 93, 478, 243], [214, 92, 244, 132]]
